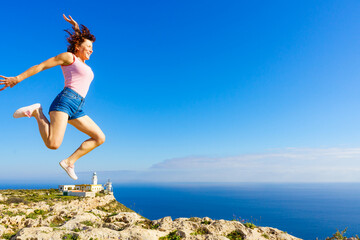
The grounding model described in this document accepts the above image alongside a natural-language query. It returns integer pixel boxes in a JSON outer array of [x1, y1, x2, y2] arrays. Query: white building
[[58, 185, 76, 191], [74, 184, 103, 192], [58, 172, 105, 196]]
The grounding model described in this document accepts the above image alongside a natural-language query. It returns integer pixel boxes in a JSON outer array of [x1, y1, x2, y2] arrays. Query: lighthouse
[[105, 179, 113, 193], [92, 172, 98, 185]]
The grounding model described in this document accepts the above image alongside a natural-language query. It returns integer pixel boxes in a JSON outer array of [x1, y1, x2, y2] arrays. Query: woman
[[0, 15, 105, 180]]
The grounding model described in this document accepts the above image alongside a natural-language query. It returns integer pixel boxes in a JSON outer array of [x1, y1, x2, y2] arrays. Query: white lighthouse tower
[[104, 179, 113, 193], [92, 172, 98, 185]]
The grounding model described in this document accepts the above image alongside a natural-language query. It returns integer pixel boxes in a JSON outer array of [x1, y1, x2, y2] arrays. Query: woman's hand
[[63, 14, 80, 32], [0, 75, 20, 91]]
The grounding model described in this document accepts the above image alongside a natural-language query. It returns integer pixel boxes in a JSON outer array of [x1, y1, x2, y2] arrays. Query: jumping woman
[[0, 15, 105, 180]]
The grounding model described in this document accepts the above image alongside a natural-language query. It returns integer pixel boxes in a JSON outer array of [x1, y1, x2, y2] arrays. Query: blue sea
[[1, 182, 359, 240]]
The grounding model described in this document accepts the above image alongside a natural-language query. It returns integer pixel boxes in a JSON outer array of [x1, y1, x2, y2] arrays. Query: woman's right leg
[[32, 109, 69, 149]]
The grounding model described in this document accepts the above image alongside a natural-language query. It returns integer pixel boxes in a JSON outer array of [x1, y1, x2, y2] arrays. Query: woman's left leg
[[64, 115, 105, 167]]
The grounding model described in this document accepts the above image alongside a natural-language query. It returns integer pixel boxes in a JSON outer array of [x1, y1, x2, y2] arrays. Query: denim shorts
[[49, 87, 86, 120]]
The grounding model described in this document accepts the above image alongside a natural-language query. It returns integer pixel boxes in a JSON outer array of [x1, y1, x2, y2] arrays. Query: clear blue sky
[[1, 0, 360, 183]]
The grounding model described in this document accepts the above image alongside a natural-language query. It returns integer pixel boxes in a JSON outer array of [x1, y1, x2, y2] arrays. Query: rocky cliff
[[0, 189, 301, 240]]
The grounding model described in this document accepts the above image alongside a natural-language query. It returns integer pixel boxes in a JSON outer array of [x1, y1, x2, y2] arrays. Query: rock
[[61, 212, 102, 230], [0, 193, 7, 202], [117, 225, 167, 240], [0, 215, 27, 230], [77, 227, 120, 240], [202, 217, 212, 222], [14, 227, 62, 240], [207, 219, 246, 236], [188, 217, 202, 222], [0, 224, 6, 236], [154, 216, 173, 231], [90, 208, 108, 218], [173, 218, 200, 231], [102, 222, 126, 231], [105, 212, 144, 225], [23, 218, 38, 228]]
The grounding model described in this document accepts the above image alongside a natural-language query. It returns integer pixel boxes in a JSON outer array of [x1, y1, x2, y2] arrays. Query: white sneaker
[[13, 103, 41, 118], [59, 160, 78, 180]]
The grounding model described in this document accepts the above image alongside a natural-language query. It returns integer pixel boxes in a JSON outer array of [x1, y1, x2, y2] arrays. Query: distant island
[[0, 188, 302, 240]]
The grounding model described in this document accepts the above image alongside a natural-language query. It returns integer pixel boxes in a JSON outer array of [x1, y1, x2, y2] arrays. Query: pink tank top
[[61, 53, 94, 98]]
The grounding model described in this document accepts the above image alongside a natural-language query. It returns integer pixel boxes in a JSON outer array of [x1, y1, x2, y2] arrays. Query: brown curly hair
[[64, 24, 96, 54]]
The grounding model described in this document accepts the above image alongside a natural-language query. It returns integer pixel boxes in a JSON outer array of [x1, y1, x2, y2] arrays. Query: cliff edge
[[0, 189, 301, 240]]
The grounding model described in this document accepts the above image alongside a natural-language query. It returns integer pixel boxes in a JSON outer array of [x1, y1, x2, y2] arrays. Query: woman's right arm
[[63, 14, 80, 32], [0, 52, 73, 91]]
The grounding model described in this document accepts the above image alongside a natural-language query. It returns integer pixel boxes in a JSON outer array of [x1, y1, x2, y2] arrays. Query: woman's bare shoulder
[[56, 52, 74, 66]]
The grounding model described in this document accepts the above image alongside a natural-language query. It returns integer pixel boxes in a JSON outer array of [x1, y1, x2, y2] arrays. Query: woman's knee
[[46, 139, 62, 150], [95, 133, 106, 146], [47, 143, 61, 150]]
